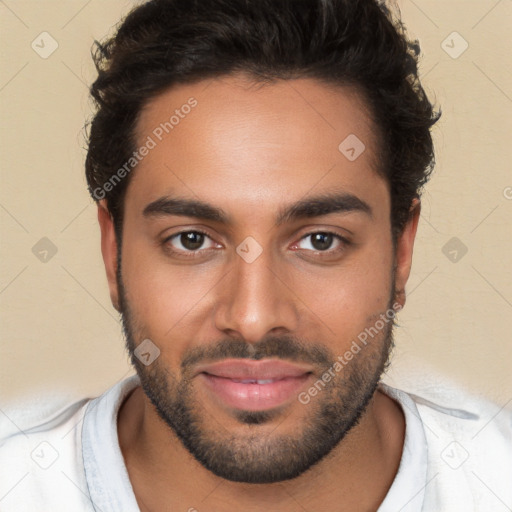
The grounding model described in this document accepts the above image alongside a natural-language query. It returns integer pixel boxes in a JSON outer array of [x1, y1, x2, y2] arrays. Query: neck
[[118, 385, 405, 512]]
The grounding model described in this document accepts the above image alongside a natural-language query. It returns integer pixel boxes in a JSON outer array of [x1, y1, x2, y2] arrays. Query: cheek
[[121, 237, 225, 346], [294, 238, 394, 346]]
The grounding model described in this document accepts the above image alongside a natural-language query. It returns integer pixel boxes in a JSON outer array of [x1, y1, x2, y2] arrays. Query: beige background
[[0, 1, 511, 412]]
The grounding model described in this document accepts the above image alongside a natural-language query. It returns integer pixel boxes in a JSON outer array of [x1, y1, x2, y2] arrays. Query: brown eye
[[180, 232, 205, 250], [298, 232, 341, 252], [166, 230, 216, 253], [310, 233, 334, 251]]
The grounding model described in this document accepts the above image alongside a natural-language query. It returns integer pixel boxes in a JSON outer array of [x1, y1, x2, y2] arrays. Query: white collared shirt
[[1, 375, 511, 511]]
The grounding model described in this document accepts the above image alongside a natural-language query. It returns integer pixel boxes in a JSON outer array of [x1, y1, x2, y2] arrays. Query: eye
[[294, 232, 347, 252], [165, 230, 218, 252]]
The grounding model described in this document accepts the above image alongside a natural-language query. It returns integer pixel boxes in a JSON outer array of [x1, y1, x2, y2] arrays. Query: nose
[[213, 245, 300, 343]]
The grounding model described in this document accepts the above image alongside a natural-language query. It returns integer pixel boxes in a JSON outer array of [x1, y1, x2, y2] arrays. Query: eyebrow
[[142, 192, 372, 225]]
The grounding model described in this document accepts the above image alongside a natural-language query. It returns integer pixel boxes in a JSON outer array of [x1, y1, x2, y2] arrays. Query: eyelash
[[162, 229, 216, 258], [162, 230, 350, 259], [292, 232, 350, 255]]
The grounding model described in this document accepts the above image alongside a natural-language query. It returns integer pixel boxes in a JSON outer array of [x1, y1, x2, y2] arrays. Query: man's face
[[104, 76, 414, 483]]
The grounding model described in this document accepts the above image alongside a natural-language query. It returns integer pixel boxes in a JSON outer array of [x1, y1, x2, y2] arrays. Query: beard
[[117, 266, 396, 484]]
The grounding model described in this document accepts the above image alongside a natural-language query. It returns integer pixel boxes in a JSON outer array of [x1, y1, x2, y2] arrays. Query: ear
[[394, 198, 421, 309], [97, 200, 121, 312]]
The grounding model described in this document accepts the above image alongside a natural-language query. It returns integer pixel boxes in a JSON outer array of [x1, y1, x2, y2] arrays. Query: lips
[[195, 359, 313, 412], [195, 359, 313, 380]]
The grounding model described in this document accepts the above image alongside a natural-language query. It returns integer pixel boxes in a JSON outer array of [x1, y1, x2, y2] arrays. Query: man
[[1, 0, 511, 510]]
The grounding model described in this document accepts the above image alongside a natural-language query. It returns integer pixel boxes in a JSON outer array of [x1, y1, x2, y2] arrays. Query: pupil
[[312, 233, 332, 251], [181, 232, 204, 250]]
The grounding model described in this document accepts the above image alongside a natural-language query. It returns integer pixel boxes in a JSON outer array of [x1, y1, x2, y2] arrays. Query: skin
[[98, 75, 420, 511]]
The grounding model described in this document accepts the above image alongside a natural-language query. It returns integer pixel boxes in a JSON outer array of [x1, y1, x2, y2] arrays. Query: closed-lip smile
[[195, 359, 314, 412]]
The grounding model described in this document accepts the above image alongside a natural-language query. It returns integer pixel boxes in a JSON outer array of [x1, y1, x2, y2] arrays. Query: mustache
[[180, 335, 334, 372]]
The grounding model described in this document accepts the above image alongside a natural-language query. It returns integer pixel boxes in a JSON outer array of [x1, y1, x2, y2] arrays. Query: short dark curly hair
[[85, 0, 440, 241]]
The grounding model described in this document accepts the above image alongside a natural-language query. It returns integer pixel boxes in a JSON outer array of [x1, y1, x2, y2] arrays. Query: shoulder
[[384, 382, 512, 510], [0, 375, 140, 511], [408, 386, 512, 468], [0, 397, 95, 511]]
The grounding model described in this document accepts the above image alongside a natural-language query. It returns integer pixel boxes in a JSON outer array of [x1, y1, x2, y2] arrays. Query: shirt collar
[[82, 374, 140, 512], [377, 383, 428, 512], [82, 377, 427, 512]]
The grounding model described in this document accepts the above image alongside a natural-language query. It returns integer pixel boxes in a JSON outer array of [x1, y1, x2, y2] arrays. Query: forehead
[[126, 75, 388, 221]]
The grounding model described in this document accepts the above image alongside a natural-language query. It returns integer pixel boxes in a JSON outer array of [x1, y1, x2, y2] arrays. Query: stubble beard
[[117, 265, 396, 484]]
